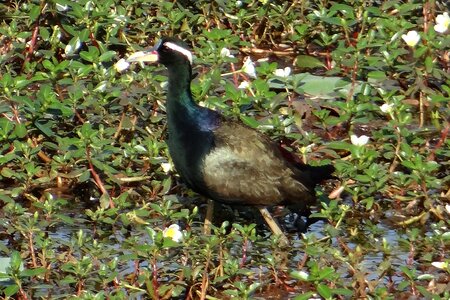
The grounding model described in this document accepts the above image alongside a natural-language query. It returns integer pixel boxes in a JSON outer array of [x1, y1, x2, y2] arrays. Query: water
[[1, 194, 447, 298]]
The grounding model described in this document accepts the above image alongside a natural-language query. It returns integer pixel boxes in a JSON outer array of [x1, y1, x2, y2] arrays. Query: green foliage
[[0, 0, 449, 298]]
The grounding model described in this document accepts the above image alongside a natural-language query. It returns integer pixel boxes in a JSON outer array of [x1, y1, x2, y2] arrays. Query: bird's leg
[[288, 204, 325, 232], [258, 207, 289, 246], [203, 199, 215, 234]]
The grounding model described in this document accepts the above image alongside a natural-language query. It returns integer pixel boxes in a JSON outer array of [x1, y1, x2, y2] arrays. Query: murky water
[[1, 194, 447, 298]]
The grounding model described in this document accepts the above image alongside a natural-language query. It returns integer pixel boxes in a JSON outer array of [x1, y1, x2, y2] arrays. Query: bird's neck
[[166, 64, 199, 117], [165, 62, 220, 133]]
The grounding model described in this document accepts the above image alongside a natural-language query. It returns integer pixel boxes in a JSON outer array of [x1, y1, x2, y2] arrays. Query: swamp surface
[[0, 0, 449, 299]]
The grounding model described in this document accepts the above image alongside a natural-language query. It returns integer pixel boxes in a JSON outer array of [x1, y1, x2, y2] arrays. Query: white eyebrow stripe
[[164, 41, 193, 64]]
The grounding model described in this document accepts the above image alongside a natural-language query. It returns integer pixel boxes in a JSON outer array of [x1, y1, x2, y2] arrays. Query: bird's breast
[[167, 124, 214, 192]]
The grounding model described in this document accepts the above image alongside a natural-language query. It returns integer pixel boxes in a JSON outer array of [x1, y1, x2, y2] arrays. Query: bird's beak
[[126, 50, 158, 63]]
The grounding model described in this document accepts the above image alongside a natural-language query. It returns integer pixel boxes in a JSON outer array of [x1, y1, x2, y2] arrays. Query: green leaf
[[21, 267, 47, 277], [367, 71, 387, 80], [398, 280, 410, 290], [29, 4, 41, 21], [0, 257, 13, 274], [317, 283, 332, 298], [414, 46, 427, 58], [316, 267, 336, 280], [162, 237, 180, 248], [293, 292, 315, 300], [55, 60, 70, 72], [401, 160, 416, 170], [0, 194, 13, 204], [240, 115, 260, 128], [290, 270, 309, 281], [424, 56, 433, 73], [9, 251, 22, 271], [400, 266, 414, 279], [328, 141, 351, 150], [416, 285, 435, 298], [13, 123, 27, 138], [34, 119, 55, 137], [39, 27, 50, 40], [91, 158, 118, 175], [0, 73, 12, 87], [80, 46, 100, 62], [296, 55, 324, 69], [0, 152, 17, 166], [99, 193, 111, 209], [78, 169, 91, 182], [330, 4, 355, 17], [416, 274, 434, 280], [80, 50, 95, 62], [4, 284, 19, 297], [291, 73, 363, 99], [223, 289, 239, 296], [322, 17, 342, 26], [68, 2, 84, 19], [355, 174, 372, 183], [14, 76, 31, 89], [65, 36, 81, 56], [99, 51, 116, 62], [331, 288, 354, 296], [42, 60, 55, 71], [55, 214, 75, 225], [0, 117, 14, 139]]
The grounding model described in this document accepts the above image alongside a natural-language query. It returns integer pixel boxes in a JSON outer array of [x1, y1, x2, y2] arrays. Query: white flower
[[300, 144, 315, 154], [431, 261, 448, 269], [446, 204, 450, 214], [350, 134, 369, 146], [236, 0, 243, 7], [238, 81, 250, 89], [114, 58, 130, 72], [401, 30, 421, 47], [273, 67, 291, 78], [85, 1, 94, 11], [161, 162, 172, 173], [56, 3, 68, 11], [380, 103, 394, 114], [434, 12, 450, 33], [163, 224, 183, 242], [241, 57, 256, 78], [220, 48, 234, 58]]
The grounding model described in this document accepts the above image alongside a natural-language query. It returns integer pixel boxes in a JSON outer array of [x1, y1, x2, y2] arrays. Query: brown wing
[[201, 120, 315, 206]]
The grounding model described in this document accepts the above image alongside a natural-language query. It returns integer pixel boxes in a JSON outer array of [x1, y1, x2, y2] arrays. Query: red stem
[[428, 124, 449, 161], [152, 257, 160, 300], [86, 147, 114, 207]]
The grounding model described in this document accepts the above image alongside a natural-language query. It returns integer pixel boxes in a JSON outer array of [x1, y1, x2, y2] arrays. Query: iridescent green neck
[[166, 62, 200, 119]]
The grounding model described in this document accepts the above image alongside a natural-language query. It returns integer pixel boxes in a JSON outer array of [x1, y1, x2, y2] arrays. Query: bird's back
[[198, 119, 333, 208]]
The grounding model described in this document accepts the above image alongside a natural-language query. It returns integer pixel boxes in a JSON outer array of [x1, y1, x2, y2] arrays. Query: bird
[[127, 37, 335, 243]]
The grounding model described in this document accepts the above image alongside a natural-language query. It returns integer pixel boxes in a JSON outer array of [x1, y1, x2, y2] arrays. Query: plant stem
[[389, 127, 402, 173], [200, 251, 211, 300], [152, 257, 160, 300], [240, 238, 248, 268], [28, 232, 37, 268]]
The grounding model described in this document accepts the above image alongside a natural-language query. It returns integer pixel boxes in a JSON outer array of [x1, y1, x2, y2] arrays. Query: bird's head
[[127, 37, 192, 67]]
